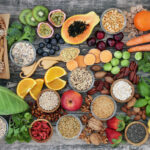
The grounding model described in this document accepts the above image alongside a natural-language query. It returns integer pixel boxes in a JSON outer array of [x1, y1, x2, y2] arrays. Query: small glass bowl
[[68, 68, 95, 93], [91, 95, 117, 121], [9, 41, 36, 67], [56, 114, 83, 140], [100, 8, 126, 34], [0, 116, 8, 140]]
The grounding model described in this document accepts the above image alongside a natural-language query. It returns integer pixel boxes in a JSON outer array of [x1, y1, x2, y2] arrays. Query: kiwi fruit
[[25, 12, 39, 26], [32, 5, 49, 22], [19, 9, 32, 25]]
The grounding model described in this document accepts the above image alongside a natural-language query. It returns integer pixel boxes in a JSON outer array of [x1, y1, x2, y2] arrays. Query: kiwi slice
[[19, 9, 32, 25], [25, 12, 39, 26], [32, 5, 49, 22]]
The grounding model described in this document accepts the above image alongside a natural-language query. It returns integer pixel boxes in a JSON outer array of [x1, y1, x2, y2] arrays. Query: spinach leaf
[[134, 98, 148, 107], [0, 86, 29, 115], [146, 105, 150, 117]]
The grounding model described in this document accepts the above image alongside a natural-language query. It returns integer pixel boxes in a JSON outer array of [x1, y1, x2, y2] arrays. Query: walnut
[[83, 136, 91, 144], [85, 95, 93, 106], [83, 126, 92, 134], [90, 133, 102, 145], [80, 115, 88, 124], [88, 117, 103, 131], [101, 135, 108, 144], [79, 131, 86, 139], [81, 104, 90, 112]]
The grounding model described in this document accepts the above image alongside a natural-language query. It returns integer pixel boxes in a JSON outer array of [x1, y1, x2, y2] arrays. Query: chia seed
[[126, 123, 146, 143]]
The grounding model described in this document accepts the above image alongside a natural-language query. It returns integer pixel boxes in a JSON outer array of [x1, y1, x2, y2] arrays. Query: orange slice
[[29, 79, 44, 100], [45, 78, 66, 90], [17, 78, 36, 99], [44, 66, 67, 83]]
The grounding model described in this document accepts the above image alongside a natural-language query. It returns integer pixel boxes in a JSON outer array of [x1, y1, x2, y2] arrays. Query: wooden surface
[[0, 0, 150, 150]]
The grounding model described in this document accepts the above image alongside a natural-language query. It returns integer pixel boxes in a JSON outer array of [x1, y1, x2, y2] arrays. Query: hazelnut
[[121, 106, 127, 113], [134, 115, 141, 121], [142, 114, 146, 120], [90, 133, 102, 145], [127, 110, 132, 116], [133, 107, 140, 113]]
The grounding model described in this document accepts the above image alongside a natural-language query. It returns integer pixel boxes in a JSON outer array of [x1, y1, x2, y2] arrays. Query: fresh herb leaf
[[134, 98, 148, 107], [146, 105, 150, 117]]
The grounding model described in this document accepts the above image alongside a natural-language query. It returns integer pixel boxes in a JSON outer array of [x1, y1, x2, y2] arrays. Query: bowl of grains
[[91, 95, 117, 121], [100, 8, 126, 34], [9, 41, 36, 67], [37, 89, 60, 113], [0, 116, 8, 139], [125, 121, 149, 146], [110, 79, 134, 103], [56, 114, 82, 139], [68, 67, 94, 93]]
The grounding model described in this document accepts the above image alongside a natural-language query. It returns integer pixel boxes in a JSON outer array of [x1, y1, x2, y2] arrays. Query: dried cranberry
[[115, 41, 124, 51], [96, 41, 106, 50], [87, 37, 96, 46], [113, 32, 124, 41], [106, 38, 116, 47], [94, 80, 101, 87], [95, 31, 105, 40]]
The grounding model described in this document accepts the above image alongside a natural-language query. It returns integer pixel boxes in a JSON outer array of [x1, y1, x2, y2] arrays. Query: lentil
[[0, 117, 7, 139], [58, 115, 81, 139], [127, 123, 146, 143], [69, 68, 93, 91], [11, 41, 35, 66], [102, 9, 125, 33], [112, 81, 132, 101], [39, 91, 59, 111]]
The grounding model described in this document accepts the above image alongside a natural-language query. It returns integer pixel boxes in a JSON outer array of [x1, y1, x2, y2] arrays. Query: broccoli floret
[[7, 36, 15, 49], [18, 26, 36, 43], [11, 21, 23, 30]]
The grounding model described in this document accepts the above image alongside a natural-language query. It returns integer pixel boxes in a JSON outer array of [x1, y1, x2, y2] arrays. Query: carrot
[[128, 44, 150, 52], [66, 60, 78, 71], [126, 33, 150, 46], [75, 55, 87, 67], [84, 53, 96, 65], [100, 50, 112, 63], [88, 48, 101, 63]]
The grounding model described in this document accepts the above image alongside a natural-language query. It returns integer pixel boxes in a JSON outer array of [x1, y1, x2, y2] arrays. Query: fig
[[37, 22, 54, 39], [48, 9, 66, 27]]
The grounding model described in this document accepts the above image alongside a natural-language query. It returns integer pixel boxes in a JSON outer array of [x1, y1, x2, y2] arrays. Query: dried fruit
[[115, 41, 124, 51], [113, 32, 124, 41], [96, 41, 106, 50], [95, 31, 105, 40], [87, 37, 96, 46], [134, 115, 141, 121], [101, 89, 110, 95], [106, 38, 116, 47], [87, 87, 97, 95]]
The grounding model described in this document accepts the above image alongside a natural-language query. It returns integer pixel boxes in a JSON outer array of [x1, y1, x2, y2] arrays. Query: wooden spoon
[[20, 47, 80, 78]]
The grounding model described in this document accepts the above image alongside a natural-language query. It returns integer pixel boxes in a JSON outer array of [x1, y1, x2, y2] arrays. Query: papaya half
[[61, 11, 100, 44]]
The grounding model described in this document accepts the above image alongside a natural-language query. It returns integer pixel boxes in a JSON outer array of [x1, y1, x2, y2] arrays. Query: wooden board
[[0, 14, 10, 79]]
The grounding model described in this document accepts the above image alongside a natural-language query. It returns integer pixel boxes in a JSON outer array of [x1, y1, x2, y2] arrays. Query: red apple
[[61, 90, 83, 111]]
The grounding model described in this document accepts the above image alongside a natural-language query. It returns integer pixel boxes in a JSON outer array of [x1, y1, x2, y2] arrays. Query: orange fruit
[[44, 66, 67, 83], [45, 78, 66, 90], [17, 78, 36, 99], [29, 79, 44, 100]]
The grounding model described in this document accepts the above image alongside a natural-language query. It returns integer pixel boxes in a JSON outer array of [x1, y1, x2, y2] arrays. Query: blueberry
[[42, 52, 49, 57], [46, 43, 52, 49], [55, 33, 61, 40], [36, 48, 43, 55], [58, 38, 65, 44], [51, 38, 57, 45], [49, 49, 55, 55], [44, 38, 50, 43], [55, 45, 60, 51], [52, 46, 56, 50], [39, 42, 45, 48]]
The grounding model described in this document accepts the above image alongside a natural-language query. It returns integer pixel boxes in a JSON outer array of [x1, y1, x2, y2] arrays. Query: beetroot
[[113, 32, 124, 41], [95, 31, 105, 40], [106, 38, 116, 47], [115, 41, 124, 51], [87, 37, 96, 46], [96, 41, 106, 50]]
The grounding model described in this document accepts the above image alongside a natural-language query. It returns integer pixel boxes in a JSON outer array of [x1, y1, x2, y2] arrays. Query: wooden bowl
[[37, 89, 60, 113], [110, 79, 134, 103], [125, 121, 149, 146], [29, 119, 53, 143]]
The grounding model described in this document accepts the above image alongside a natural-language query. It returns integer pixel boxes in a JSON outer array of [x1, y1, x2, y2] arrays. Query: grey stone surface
[[0, 0, 150, 149]]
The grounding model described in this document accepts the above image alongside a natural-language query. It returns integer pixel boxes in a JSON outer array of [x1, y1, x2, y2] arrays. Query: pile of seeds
[[11, 42, 35, 66], [57, 115, 81, 139], [123, 5, 145, 38], [102, 9, 125, 33], [69, 68, 93, 91], [0, 117, 7, 139], [39, 91, 59, 111]]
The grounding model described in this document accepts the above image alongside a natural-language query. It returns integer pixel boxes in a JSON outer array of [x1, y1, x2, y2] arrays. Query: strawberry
[[107, 116, 125, 131], [106, 128, 122, 147]]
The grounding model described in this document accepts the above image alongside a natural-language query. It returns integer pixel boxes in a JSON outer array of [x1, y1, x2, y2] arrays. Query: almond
[[127, 97, 136, 108], [104, 76, 114, 84], [100, 89, 110, 95], [91, 65, 101, 72], [95, 71, 107, 79]]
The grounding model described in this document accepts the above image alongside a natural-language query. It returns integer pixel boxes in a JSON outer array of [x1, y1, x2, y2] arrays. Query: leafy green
[[134, 98, 148, 107], [146, 105, 150, 117], [5, 112, 33, 144], [0, 86, 29, 115]]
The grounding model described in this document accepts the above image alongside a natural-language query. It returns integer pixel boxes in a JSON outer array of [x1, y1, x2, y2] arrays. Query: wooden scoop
[[0, 38, 5, 73], [20, 47, 80, 78]]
